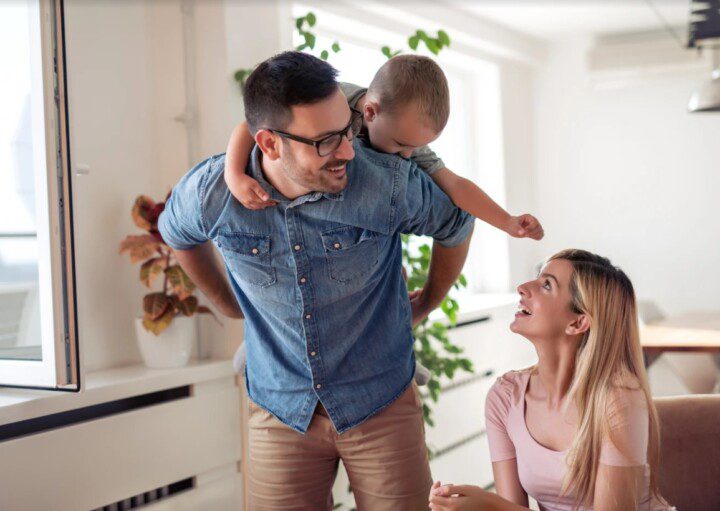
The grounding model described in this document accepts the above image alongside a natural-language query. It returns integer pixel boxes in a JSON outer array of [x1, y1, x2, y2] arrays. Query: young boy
[[226, 55, 544, 384]]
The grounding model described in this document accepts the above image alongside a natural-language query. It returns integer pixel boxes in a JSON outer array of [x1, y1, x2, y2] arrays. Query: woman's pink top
[[485, 369, 671, 511]]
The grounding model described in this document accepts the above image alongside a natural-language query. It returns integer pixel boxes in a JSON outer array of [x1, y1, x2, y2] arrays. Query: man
[[158, 51, 473, 510]]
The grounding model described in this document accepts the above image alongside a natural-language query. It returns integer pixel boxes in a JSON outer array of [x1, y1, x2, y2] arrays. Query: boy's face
[[364, 101, 441, 159], [278, 88, 356, 194]]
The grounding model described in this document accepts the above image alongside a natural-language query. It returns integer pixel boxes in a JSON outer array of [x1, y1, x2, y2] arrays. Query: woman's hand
[[428, 481, 489, 510]]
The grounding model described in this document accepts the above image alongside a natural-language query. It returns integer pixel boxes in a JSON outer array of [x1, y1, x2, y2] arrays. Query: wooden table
[[641, 312, 720, 367]]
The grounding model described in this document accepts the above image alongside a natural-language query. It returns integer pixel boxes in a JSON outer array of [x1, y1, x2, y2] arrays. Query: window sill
[[0, 358, 235, 427]]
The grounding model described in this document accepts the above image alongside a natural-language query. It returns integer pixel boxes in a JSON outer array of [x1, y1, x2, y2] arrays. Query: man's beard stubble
[[282, 146, 350, 195]]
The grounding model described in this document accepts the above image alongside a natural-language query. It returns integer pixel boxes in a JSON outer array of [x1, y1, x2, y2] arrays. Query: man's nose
[[334, 135, 355, 161]]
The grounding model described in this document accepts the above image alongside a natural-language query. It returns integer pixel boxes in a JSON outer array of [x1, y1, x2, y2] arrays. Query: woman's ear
[[255, 129, 281, 161], [566, 314, 591, 336]]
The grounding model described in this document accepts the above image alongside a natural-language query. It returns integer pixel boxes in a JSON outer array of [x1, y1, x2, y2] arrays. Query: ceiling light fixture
[[688, 0, 720, 112]]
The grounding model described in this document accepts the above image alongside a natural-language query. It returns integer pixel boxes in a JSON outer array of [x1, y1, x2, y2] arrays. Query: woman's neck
[[533, 339, 577, 409]]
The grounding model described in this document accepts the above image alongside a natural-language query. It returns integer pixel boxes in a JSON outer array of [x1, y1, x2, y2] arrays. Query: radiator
[[0, 373, 243, 511]]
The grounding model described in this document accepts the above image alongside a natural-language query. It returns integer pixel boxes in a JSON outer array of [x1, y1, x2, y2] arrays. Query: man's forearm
[[421, 225, 474, 311], [174, 242, 243, 319]]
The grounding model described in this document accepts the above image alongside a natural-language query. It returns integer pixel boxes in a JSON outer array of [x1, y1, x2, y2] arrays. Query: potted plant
[[119, 194, 216, 368]]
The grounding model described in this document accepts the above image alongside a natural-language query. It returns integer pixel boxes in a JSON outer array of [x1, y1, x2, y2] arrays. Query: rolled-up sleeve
[[393, 162, 474, 247], [157, 159, 211, 250]]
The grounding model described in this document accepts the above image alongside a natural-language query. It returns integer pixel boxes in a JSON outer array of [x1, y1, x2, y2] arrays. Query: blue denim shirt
[[158, 140, 473, 434]]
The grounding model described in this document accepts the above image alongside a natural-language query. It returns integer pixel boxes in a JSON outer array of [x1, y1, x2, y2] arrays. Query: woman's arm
[[493, 459, 529, 506], [593, 388, 650, 510], [431, 167, 543, 240], [594, 464, 644, 511], [224, 121, 277, 209]]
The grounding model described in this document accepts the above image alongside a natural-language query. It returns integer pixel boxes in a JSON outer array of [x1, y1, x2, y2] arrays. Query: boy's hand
[[505, 214, 544, 240], [232, 174, 278, 210]]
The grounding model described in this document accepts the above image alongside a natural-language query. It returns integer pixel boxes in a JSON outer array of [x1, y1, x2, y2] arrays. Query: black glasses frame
[[266, 108, 363, 157]]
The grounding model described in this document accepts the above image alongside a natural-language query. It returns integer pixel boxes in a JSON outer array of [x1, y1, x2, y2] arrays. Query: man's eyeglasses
[[266, 108, 363, 157]]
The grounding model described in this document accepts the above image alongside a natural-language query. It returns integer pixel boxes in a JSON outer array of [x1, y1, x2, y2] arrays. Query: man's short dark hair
[[243, 51, 339, 135]]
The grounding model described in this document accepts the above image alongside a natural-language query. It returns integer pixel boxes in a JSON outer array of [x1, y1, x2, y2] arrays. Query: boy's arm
[[224, 121, 277, 210], [432, 167, 544, 240]]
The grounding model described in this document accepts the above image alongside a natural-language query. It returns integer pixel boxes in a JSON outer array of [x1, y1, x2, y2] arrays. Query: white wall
[[500, 60, 541, 289], [531, 37, 720, 315], [65, 0, 285, 373]]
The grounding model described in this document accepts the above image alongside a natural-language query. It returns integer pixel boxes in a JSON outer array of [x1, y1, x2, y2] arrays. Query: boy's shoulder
[[350, 140, 420, 188], [339, 81, 367, 108]]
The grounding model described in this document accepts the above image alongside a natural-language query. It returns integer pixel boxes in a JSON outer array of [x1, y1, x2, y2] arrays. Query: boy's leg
[[247, 400, 340, 510], [336, 382, 432, 511]]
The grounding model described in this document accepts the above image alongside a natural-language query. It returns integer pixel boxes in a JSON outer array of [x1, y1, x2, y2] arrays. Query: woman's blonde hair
[[548, 249, 665, 508]]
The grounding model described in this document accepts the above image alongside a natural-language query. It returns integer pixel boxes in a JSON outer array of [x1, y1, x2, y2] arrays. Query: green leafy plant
[[233, 13, 451, 88], [118, 195, 217, 335], [403, 235, 473, 428]]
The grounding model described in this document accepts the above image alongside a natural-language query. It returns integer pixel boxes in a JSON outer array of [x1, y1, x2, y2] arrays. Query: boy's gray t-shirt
[[339, 81, 445, 176]]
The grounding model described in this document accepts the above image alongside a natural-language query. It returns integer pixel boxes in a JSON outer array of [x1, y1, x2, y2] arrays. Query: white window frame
[[0, 0, 79, 390]]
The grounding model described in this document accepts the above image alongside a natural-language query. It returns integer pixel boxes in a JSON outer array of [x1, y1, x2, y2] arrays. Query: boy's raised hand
[[505, 214, 544, 240], [232, 174, 278, 210]]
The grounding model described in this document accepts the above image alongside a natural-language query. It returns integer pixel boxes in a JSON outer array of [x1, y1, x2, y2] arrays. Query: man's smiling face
[[278, 88, 356, 195]]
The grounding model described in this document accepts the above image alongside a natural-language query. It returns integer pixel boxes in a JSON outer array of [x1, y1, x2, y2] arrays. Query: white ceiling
[[452, 0, 690, 41]]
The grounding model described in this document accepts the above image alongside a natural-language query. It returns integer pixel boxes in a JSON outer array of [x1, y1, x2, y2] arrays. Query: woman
[[429, 249, 673, 511]]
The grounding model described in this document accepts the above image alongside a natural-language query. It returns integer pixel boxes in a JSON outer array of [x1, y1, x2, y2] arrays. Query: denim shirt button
[[300, 277, 307, 284], [251, 248, 259, 255], [316, 384, 322, 389], [294, 244, 301, 251], [310, 351, 317, 356], [305, 314, 312, 320], [333, 242, 341, 249]]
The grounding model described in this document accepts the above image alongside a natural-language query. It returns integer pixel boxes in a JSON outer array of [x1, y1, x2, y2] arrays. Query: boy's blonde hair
[[367, 55, 450, 133]]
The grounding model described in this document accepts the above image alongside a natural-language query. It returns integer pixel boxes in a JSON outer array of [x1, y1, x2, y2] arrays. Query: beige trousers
[[247, 383, 432, 510]]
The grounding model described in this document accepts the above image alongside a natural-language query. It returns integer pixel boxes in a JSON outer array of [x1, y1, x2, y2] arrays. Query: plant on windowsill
[[119, 195, 217, 368]]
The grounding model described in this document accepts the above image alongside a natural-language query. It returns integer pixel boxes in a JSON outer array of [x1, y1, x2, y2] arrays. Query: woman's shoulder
[[486, 368, 532, 413]]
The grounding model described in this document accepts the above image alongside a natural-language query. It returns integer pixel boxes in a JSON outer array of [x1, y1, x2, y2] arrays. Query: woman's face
[[510, 258, 580, 341]]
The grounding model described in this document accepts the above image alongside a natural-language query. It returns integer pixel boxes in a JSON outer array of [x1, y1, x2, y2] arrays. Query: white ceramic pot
[[134, 315, 197, 368]]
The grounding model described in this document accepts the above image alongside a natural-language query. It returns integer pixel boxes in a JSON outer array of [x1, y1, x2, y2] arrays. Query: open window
[[0, 0, 79, 390]]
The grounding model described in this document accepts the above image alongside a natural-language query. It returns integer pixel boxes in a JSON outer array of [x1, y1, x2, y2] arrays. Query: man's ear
[[566, 314, 591, 336], [255, 129, 281, 161], [363, 99, 380, 122]]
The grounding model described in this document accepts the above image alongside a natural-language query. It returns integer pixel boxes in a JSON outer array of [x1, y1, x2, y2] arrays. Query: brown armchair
[[655, 395, 720, 511]]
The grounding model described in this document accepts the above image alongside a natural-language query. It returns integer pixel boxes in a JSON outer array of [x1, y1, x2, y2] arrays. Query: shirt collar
[[247, 145, 345, 206]]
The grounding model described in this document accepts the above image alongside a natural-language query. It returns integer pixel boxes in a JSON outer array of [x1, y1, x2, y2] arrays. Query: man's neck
[[258, 153, 310, 201]]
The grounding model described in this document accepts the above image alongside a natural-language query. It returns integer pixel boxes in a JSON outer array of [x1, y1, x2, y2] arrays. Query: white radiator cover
[[0, 366, 243, 511]]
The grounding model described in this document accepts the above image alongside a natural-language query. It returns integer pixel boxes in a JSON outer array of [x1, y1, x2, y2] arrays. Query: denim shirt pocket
[[216, 232, 276, 287], [320, 226, 380, 283]]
